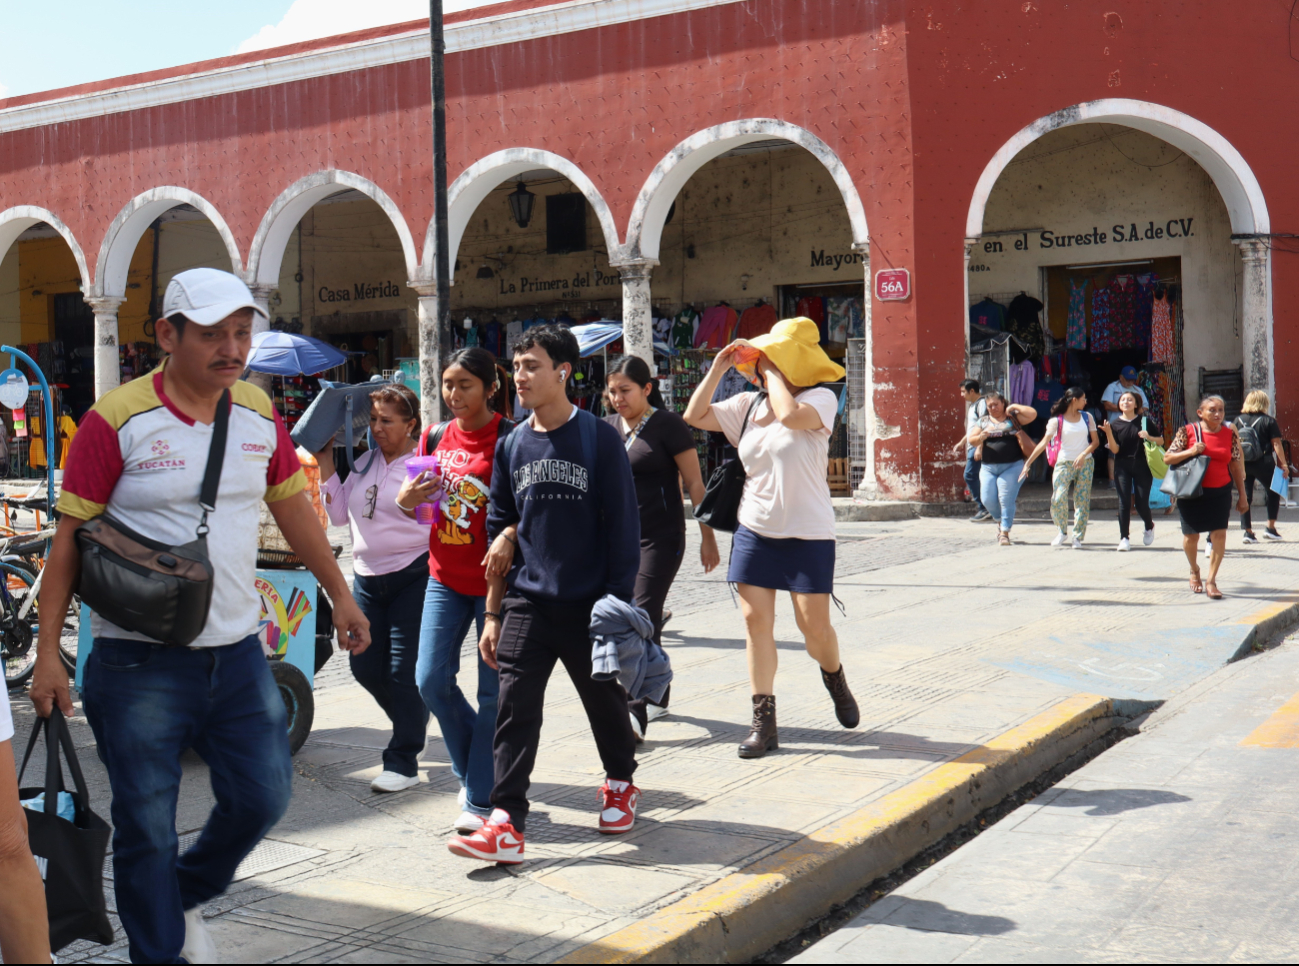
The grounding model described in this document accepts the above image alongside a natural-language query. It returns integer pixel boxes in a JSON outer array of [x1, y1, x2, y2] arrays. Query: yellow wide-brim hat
[[742, 317, 845, 387]]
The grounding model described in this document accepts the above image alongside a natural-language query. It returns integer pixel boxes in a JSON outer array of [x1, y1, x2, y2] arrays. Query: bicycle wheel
[[1, 562, 36, 689]]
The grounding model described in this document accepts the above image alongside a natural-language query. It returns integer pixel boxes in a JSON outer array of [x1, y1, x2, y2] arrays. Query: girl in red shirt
[[1164, 394, 1248, 599], [397, 348, 515, 833]]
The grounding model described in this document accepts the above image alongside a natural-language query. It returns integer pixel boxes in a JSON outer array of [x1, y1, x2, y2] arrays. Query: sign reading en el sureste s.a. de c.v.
[[875, 268, 910, 301]]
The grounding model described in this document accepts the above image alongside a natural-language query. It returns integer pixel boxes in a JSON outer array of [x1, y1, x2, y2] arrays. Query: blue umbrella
[[247, 332, 348, 376]]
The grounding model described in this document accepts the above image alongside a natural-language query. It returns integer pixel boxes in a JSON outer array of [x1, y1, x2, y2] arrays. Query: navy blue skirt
[[728, 525, 836, 594]]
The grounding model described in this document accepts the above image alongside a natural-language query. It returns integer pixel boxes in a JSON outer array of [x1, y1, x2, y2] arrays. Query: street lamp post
[[428, 0, 450, 421]]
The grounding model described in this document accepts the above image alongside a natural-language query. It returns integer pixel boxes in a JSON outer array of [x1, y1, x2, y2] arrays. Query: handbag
[[19, 708, 114, 953], [693, 393, 764, 532], [74, 391, 228, 647], [1142, 416, 1168, 479], [1160, 422, 1210, 500], [289, 378, 391, 473]]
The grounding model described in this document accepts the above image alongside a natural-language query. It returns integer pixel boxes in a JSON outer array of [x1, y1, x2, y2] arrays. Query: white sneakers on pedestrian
[[1118, 538, 1130, 552], [646, 703, 669, 722], [370, 771, 419, 793], [1051, 531, 1067, 547], [1072, 537, 1084, 550], [181, 907, 217, 964], [455, 811, 487, 834], [1143, 527, 1155, 546]]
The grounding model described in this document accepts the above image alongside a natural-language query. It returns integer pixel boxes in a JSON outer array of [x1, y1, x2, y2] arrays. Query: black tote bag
[[18, 708, 114, 953], [693, 393, 764, 533]]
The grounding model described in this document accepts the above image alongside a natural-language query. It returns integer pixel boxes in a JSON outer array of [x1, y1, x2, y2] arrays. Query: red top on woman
[[427, 413, 503, 596], [1189, 423, 1236, 488]]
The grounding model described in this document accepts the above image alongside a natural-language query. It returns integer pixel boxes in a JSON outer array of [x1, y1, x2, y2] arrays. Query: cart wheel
[[271, 660, 314, 755]]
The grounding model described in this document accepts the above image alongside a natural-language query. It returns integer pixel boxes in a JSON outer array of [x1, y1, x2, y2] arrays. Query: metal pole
[[429, 0, 450, 417], [2, 346, 55, 510]]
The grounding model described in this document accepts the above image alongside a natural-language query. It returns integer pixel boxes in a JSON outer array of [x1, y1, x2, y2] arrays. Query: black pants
[[1113, 455, 1154, 540], [628, 534, 683, 716], [492, 595, 637, 830], [1242, 459, 1281, 532]]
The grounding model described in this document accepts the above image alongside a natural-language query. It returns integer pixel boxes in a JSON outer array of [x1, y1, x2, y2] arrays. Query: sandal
[[1205, 579, 1223, 600], [1189, 568, 1204, 594]]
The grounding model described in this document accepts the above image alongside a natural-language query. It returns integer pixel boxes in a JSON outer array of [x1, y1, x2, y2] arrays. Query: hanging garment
[[1005, 294, 1045, 357], [1009, 361, 1036, 406], [1150, 294, 1175, 364], [57, 414, 77, 469], [968, 298, 1006, 332], [1090, 283, 1113, 353], [711, 367, 749, 403], [653, 316, 673, 345], [1066, 279, 1088, 350], [1107, 275, 1137, 350], [28, 414, 45, 469], [796, 296, 826, 332], [672, 308, 700, 349], [735, 303, 778, 341], [694, 304, 738, 349], [1134, 275, 1155, 349], [823, 297, 853, 344], [846, 298, 865, 339]]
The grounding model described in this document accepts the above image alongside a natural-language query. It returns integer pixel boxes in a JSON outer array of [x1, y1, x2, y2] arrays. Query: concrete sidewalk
[[22, 504, 1299, 964], [792, 630, 1299, 964]]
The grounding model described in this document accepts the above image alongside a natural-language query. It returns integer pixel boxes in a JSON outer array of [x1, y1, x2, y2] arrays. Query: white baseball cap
[[162, 268, 268, 325]]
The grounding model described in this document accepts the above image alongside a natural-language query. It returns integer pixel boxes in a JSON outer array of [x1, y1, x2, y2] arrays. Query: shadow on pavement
[[1044, 787, 1192, 815], [879, 897, 1017, 936]]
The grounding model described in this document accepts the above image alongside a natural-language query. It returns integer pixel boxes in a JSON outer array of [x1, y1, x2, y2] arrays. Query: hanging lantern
[[508, 180, 535, 228]]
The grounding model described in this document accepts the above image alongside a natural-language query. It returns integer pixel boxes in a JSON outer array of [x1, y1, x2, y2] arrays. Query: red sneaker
[[598, 779, 640, 834], [447, 809, 525, 864]]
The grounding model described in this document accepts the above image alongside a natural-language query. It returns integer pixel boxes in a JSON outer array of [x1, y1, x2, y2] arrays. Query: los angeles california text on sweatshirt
[[487, 410, 641, 603]]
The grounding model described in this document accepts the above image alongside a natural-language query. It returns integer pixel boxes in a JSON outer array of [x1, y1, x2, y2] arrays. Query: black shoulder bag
[[692, 393, 764, 533], [75, 390, 229, 646]]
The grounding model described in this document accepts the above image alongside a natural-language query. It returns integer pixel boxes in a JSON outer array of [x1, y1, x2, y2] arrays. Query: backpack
[[1234, 414, 1266, 463]]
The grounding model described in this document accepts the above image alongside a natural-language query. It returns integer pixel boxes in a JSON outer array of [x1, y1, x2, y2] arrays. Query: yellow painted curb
[[560, 693, 1113, 965]]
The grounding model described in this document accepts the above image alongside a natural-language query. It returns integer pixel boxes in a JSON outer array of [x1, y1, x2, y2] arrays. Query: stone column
[[615, 260, 657, 366], [246, 283, 276, 393], [1235, 238, 1272, 399], [963, 238, 977, 371], [410, 281, 445, 428], [851, 244, 878, 500], [86, 296, 124, 399]]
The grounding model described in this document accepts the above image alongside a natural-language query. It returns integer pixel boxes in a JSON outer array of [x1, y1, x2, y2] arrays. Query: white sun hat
[[162, 268, 268, 325]]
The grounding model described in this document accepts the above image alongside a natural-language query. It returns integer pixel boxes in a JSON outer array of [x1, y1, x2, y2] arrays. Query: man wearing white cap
[[29, 268, 371, 964]]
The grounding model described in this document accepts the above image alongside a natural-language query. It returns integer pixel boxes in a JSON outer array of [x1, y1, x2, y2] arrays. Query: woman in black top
[[1101, 390, 1163, 551], [1235, 390, 1291, 543], [604, 356, 718, 738]]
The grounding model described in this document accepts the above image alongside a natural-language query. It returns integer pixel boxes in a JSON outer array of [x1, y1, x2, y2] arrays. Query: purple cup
[[405, 455, 442, 525]]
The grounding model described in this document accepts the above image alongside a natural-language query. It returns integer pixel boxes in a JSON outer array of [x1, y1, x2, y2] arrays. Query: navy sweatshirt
[[487, 409, 641, 603]]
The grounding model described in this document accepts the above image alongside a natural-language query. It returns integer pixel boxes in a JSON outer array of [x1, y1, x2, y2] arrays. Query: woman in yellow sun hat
[[684, 317, 858, 759]]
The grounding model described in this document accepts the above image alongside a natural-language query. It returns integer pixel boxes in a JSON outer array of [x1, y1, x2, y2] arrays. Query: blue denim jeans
[[81, 634, 292, 965], [965, 447, 985, 511], [415, 579, 494, 814], [980, 459, 1025, 532], [349, 554, 430, 778]]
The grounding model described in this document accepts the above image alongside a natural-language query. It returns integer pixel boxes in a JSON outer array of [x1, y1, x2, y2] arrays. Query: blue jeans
[[965, 447, 985, 510], [415, 579, 494, 814], [81, 634, 292, 965], [980, 459, 1025, 532], [349, 554, 430, 778]]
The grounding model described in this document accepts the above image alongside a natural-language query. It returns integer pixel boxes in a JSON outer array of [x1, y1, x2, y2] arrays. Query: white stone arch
[[248, 170, 420, 288], [966, 98, 1269, 237], [0, 206, 91, 294], [423, 149, 623, 279], [966, 97, 1273, 397], [94, 187, 242, 297], [624, 119, 870, 262]]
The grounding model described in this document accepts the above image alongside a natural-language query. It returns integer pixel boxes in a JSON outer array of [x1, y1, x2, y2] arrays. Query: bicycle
[[1, 498, 80, 688]]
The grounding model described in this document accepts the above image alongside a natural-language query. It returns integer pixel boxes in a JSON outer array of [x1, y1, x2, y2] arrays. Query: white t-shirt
[[0, 682, 11, 743], [711, 388, 839, 541], [965, 397, 988, 433], [1048, 413, 1094, 462]]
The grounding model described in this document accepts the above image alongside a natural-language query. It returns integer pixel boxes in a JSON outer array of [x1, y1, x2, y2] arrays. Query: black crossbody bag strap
[[196, 390, 230, 538]]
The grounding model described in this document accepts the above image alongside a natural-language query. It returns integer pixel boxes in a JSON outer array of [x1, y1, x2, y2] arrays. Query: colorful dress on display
[[1107, 276, 1135, 350], [1090, 283, 1113, 352], [1067, 279, 1088, 350], [1150, 294, 1175, 364], [1134, 276, 1155, 349]]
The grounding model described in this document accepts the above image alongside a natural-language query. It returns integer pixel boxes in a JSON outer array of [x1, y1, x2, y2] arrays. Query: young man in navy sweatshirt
[[448, 325, 642, 864]]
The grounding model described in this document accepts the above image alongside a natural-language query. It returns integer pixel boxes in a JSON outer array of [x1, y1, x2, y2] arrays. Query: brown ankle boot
[[822, 665, 860, 728], [737, 694, 778, 758]]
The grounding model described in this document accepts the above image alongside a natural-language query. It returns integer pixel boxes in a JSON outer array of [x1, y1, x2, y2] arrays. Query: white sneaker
[[454, 810, 487, 834], [1143, 528, 1155, 546], [1072, 537, 1083, 550], [181, 907, 217, 964], [370, 771, 419, 793], [646, 704, 669, 722], [1050, 532, 1067, 547], [629, 711, 645, 741], [457, 785, 468, 810], [1118, 538, 1130, 552]]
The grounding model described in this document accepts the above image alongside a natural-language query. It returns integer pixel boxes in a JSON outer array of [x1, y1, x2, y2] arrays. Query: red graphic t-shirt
[[428, 413, 503, 597]]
